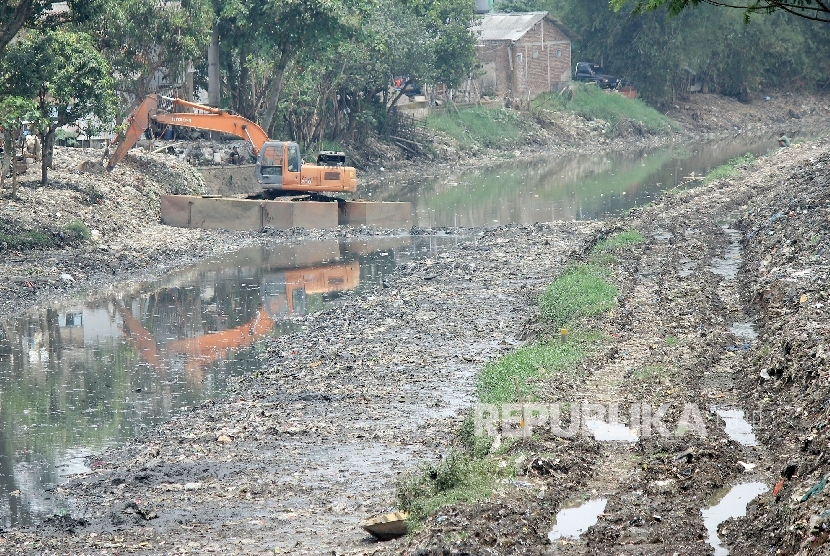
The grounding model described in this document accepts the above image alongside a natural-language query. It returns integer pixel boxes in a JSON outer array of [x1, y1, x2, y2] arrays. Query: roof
[[473, 12, 577, 42]]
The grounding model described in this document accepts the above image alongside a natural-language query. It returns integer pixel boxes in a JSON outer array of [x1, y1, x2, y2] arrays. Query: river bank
[[0, 92, 828, 554]]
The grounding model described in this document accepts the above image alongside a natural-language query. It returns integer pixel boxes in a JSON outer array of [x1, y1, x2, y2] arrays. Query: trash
[[800, 477, 828, 503], [773, 478, 785, 496], [361, 511, 408, 541], [726, 344, 752, 351], [737, 461, 756, 471]]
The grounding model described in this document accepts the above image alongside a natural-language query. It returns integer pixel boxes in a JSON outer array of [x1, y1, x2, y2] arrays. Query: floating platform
[[159, 195, 411, 231]]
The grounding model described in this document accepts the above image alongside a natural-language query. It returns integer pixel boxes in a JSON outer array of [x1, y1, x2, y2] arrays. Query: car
[[573, 62, 620, 90]]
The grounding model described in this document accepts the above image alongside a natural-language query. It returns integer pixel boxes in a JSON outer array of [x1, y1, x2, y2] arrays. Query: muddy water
[[0, 235, 463, 527], [548, 497, 608, 542], [702, 482, 768, 555], [368, 136, 780, 227]]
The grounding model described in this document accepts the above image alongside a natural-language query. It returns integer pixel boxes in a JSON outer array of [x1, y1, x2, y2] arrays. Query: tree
[[86, 0, 212, 117], [610, 0, 830, 23], [0, 96, 39, 198], [2, 30, 116, 186], [0, 0, 107, 62]]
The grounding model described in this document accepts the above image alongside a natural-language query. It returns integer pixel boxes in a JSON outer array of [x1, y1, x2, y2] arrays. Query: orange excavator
[[106, 94, 358, 193]]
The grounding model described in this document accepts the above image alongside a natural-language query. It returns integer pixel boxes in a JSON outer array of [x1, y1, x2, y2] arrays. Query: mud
[[0, 92, 828, 555]]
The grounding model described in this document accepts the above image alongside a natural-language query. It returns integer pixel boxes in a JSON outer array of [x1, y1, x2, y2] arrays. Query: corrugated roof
[[473, 11, 577, 42]]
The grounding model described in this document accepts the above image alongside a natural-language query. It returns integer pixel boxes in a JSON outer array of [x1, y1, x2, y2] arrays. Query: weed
[[0, 231, 54, 250], [704, 153, 756, 183], [476, 340, 586, 403], [631, 365, 668, 381], [539, 264, 617, 328], [395, 449, 510, 528], [665, 335, 679, 346], [425, 107, 525, 150], [63, 220, 91, 242], [533, 84, 677, 134], [590, 230, 645, 265]]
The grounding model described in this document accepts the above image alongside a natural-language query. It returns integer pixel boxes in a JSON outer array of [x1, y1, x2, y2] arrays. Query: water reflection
[[0, 234, 463, 527], [368, 136, 779, 227]]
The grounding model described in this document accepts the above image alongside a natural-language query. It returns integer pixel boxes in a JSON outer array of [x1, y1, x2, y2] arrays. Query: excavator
[[106, 94, 358, 194]]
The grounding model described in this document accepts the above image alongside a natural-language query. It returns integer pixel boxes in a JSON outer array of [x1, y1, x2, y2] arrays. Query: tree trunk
[[260, 45, 291, 136], [40, 125, 55, 188], [208, 22, 220, 107]]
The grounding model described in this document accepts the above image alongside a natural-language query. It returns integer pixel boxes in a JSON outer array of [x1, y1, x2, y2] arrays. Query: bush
[[63, 220, 91, 242]]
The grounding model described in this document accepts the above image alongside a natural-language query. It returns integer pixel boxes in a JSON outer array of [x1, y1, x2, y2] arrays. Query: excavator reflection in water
[[117, 262, 360, 384]]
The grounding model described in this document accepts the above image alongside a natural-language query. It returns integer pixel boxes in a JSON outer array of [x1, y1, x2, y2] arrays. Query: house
[[473, 12, 576, 100]]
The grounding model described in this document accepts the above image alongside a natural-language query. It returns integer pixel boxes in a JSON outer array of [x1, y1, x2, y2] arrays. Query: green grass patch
[[631, 365, 668, 381], [0, 231, 55, 250], [665, 335, 679, 346], [476, 339, 587, 403], [63, 220, 91, 242], [396, 448, 512, 528], [424, 107, 525, 150], [704, 153, 756, 183], [533, 84, 677, 134], [539, 264, 618, 328], [590, 229, 645, 265]]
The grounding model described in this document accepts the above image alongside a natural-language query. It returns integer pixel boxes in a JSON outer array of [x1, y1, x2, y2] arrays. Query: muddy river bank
[[0, 93, 828, 554]]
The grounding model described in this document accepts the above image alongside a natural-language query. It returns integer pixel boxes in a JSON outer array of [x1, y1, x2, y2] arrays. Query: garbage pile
[[1, 146, 207, 251]]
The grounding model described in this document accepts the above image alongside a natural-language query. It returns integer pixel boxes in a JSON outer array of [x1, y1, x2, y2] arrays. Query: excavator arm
[[107, 94, 270, 171]]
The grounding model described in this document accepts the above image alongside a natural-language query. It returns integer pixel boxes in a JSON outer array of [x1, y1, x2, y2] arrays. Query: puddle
[[701, 482, 768, 555], [585, 420, 639, 442], [708, 226, 742, 279], [711, 407, 757, 446], [729, 322, 758, 340], [548, 498, 608, 542], [653, 229, 673, 241]]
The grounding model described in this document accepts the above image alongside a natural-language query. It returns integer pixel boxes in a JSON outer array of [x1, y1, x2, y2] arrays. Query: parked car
[[573, 62, 620, 90]]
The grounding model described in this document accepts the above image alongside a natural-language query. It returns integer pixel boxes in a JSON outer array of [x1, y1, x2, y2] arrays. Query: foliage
[[0, 230, 54, 249], [539, 264, 618, 328], [704, 152, 756, 183], [87, 0, 212, 115], [63, 220, 91, 242], [0, 95, 39, 197], [534, 84, 676, 133], [425, 107, 526, 149], [0, 0, 108, 61], [544, 0, 830, 106], [590, 229, 645, 264], [396, 449, 509, 527], [610, 0, 830, 24]]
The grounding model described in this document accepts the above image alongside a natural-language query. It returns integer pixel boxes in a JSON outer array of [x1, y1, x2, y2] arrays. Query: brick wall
[[477, 18, 571, 100]]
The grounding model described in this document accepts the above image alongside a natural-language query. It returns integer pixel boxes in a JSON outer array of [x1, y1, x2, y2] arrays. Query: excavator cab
[[256, 140, 302, 188]]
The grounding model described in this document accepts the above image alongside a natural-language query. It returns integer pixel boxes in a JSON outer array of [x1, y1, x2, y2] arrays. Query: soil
[[0, 90, 828, 555]]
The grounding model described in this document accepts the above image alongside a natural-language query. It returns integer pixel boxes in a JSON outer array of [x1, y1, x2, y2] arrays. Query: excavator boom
[[107, 94, 269, 171], [107, 94, 358, 194]]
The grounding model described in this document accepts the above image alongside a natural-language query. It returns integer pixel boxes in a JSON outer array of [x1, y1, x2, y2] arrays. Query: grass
[[395, 416, 515, 529], [533, 83, 677, 134], [0, 231, 54, 250], [424, 107, 526, 150], [590, 229, 645, 265], [63, 220, 91, 241], [704, 153, 756, 183], [476, 339, 587, 403], [539, 264, 618, 328], [631, 365, 668, 381], [665, 335, 679, 346]]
